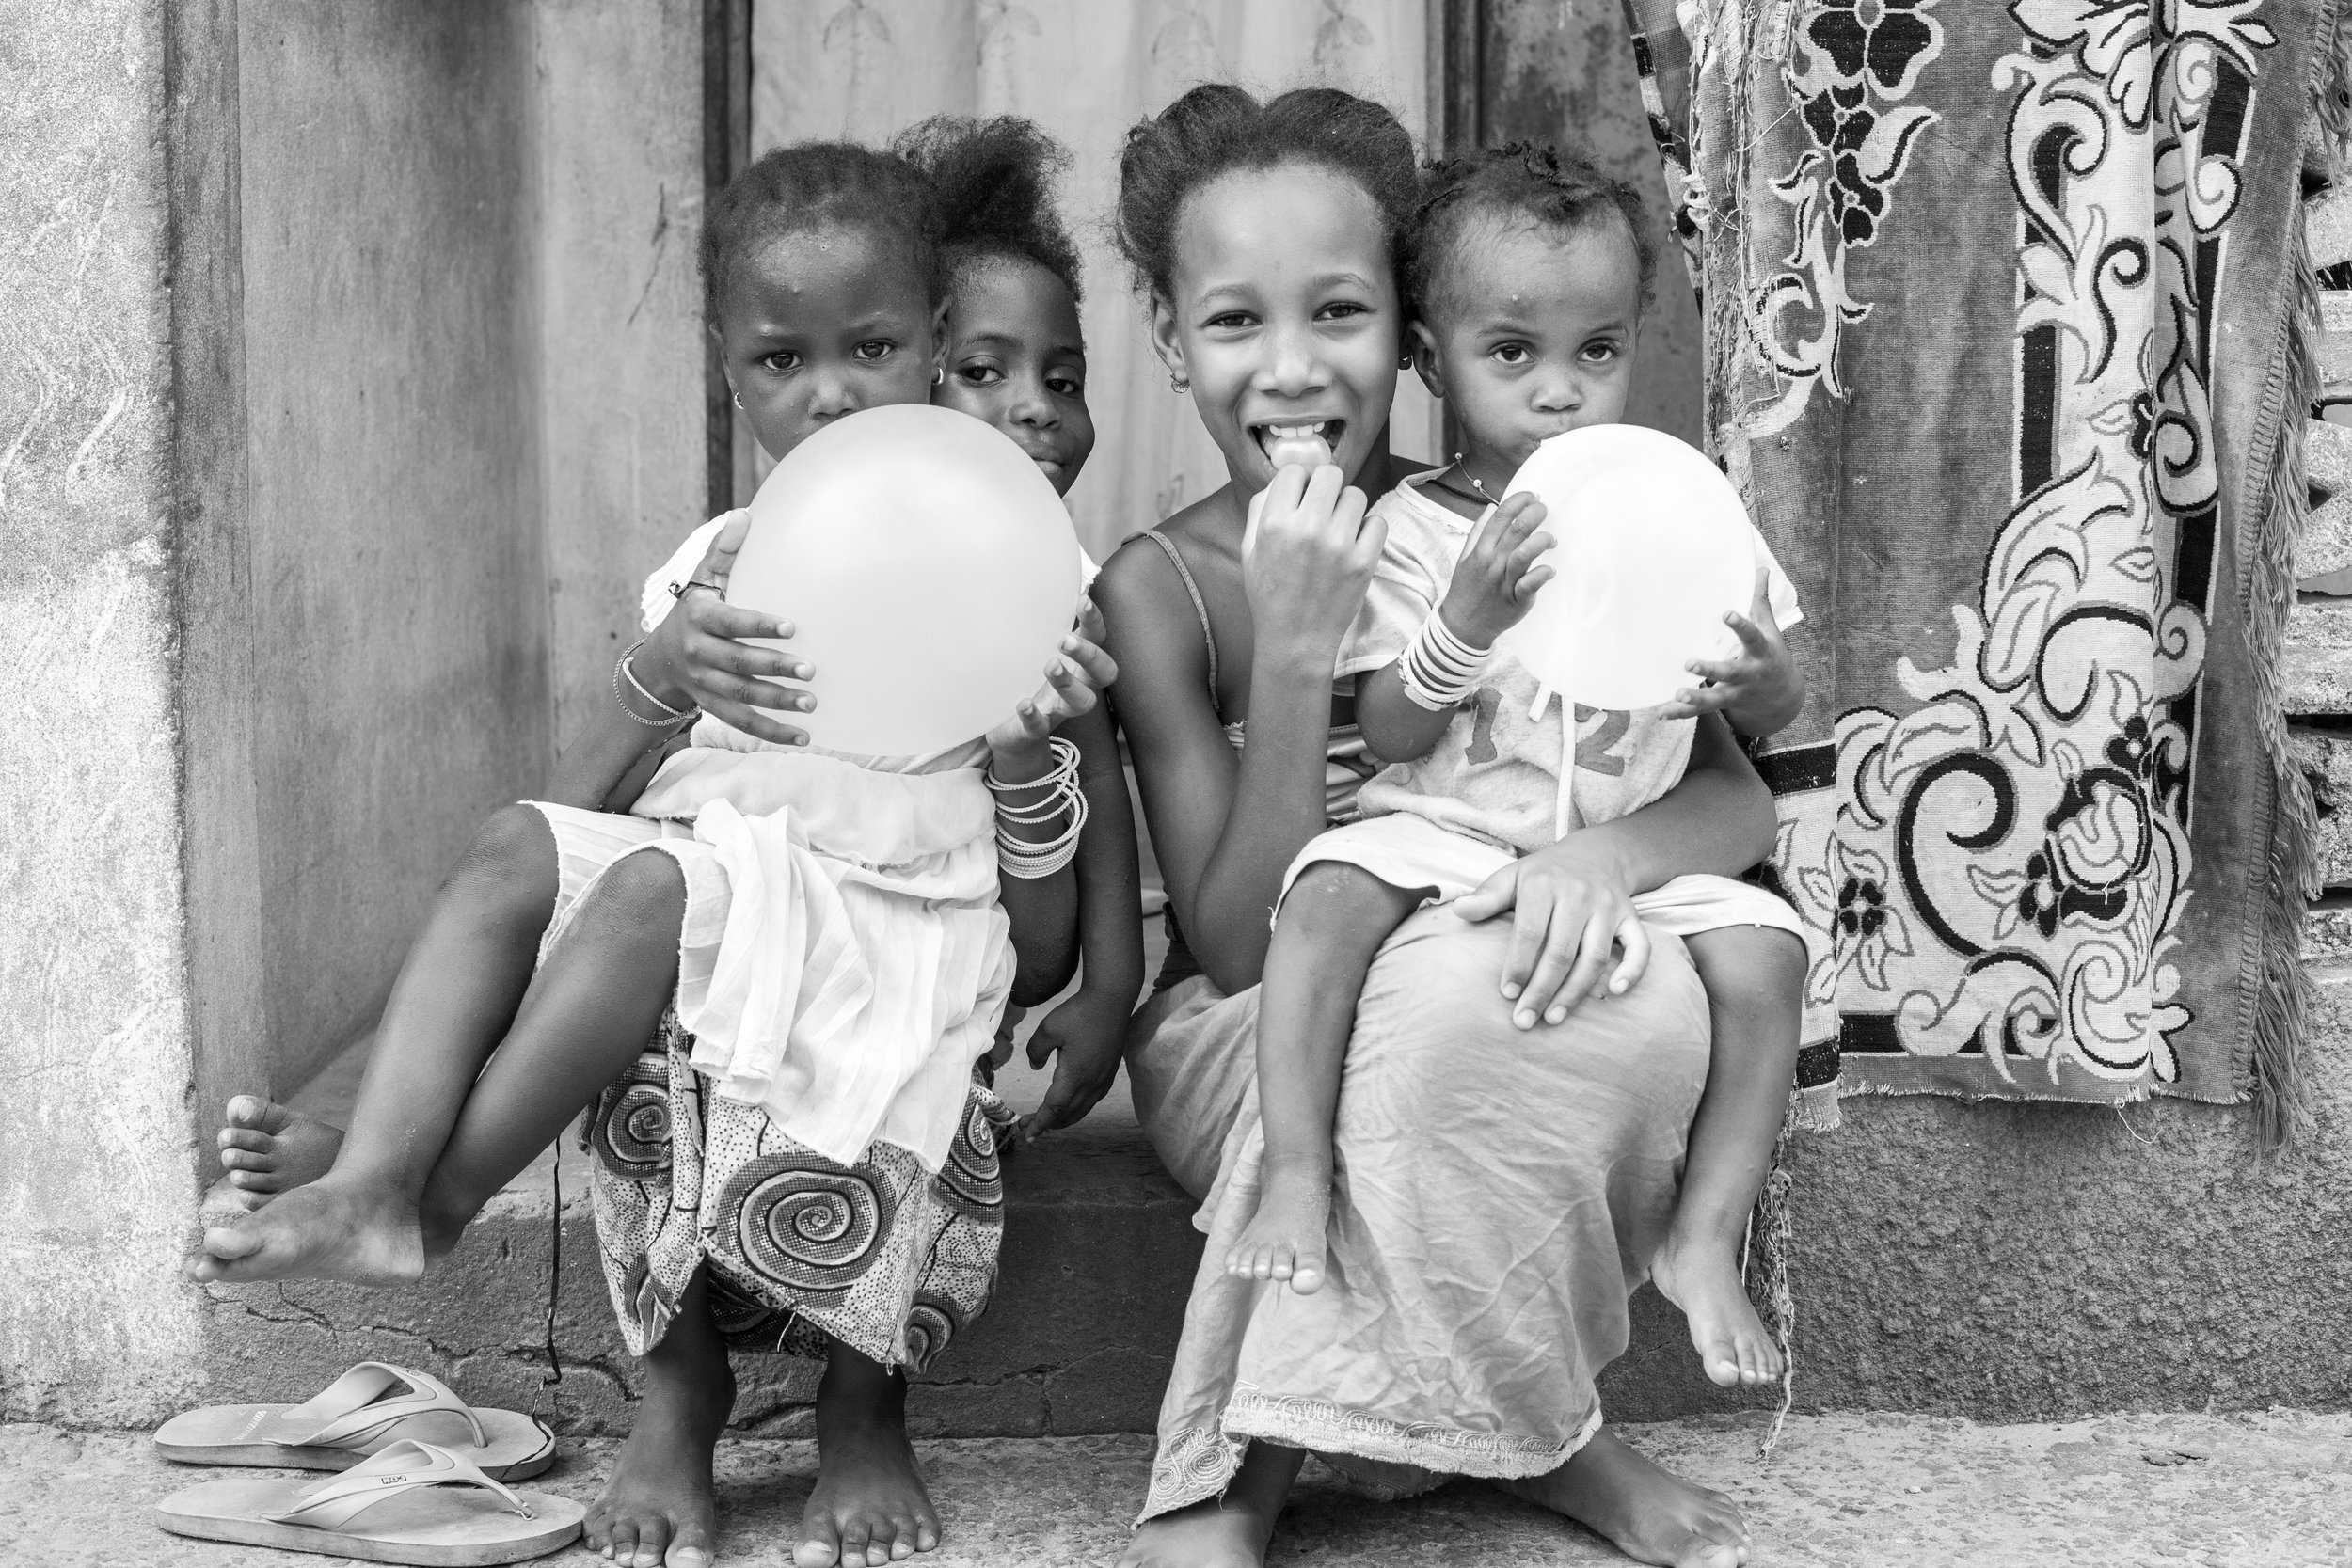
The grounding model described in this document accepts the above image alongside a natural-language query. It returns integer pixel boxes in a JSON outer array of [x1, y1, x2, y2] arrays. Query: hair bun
[[894, 116, 1084, 302]]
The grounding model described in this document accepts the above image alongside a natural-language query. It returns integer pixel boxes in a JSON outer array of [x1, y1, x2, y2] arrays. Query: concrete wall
[[0, 0, 213, 1424], [230, 0, 707, 1095], [1470, 0, 1704, 444], [237, 1, 550, 1093], [1, 0, 708, 1426]]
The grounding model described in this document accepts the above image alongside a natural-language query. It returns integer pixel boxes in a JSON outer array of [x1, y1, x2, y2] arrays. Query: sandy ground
[[11, 1408, 2350, 1567]]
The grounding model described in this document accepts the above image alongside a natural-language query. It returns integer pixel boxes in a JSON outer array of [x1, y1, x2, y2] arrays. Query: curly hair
[[1407, 142, 1657, 324], [699, 141, 945, 312], [894, 116, 1085, 304], [1114, 84, 1420, 300]]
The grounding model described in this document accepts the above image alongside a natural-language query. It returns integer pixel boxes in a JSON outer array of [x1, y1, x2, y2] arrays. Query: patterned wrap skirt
[[1125, 902, 1711, 1516], [529, 800, 1011, 1371], [582, 1015, 1009, 1370]]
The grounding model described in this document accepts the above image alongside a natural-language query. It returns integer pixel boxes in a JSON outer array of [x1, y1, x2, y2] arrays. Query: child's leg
[[195, 846, 689, 1284], [1650, 925, 1807, 1389], [1226, 862, 1423, 1295], [205, 802, 560, 1209], [794, 1342, 941, 1568], [585, 1265, 733, 1568]]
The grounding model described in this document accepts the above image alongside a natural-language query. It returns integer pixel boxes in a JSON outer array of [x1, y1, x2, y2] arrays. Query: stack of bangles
[[613, 639, 701, 730], [1398, 608, 1494, 710], [987, 736, 1089, 879]]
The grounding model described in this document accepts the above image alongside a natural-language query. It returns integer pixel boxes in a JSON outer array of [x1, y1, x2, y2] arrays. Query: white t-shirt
[[1335, 472, 1802, 854]]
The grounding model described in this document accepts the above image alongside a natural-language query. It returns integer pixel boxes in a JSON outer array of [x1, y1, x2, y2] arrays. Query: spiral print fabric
[[589, 1060, 674, 1180], [932, 1095, 1009, 1219], [716, 1155, 898, 1299], [585, 1016, 1008, 1370]]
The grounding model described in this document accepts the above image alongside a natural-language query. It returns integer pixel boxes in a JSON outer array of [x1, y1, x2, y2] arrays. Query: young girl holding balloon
[[1223, 142, 1811, 1397], [197, 130, 1110, 1568]]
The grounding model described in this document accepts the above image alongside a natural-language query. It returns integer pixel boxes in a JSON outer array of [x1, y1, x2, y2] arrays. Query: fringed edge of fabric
[[2236, 22, 2350, 1152], [1745, 1113, 1800, 1459]]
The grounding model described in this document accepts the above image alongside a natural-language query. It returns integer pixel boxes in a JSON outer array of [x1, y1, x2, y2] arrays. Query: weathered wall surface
[[237, 0, 550, 1093], [1474, 0, 1704, 444], [532, 0, 710, 748], [0, 0, 211, 1422]]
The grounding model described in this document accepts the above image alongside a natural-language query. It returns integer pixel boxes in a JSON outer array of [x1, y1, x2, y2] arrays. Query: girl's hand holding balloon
[[1659, 566, 1801, 736], [636, 511, 819, 747], [984, 597, 1119, 779], [1438, 492, 1553, 647], [1243, 464, 1385, 674]]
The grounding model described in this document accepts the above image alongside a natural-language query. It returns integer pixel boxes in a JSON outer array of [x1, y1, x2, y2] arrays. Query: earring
[[1399, 352, 1414, 368], [732, 390, 743, 409], [1169, 373, 1189, 393], [932, 366, 946, 387]]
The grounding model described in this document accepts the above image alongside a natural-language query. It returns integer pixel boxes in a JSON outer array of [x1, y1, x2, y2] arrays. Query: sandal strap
[[287, 1362, 488, 1450], [262, 1440, 532, 1532]]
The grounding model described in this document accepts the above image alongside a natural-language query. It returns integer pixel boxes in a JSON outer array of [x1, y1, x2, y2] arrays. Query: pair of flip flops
[[152, 1362, 586, 1564]]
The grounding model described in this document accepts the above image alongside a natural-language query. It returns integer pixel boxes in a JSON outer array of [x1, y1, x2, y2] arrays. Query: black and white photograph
[[6, 2, 2349, 1564]]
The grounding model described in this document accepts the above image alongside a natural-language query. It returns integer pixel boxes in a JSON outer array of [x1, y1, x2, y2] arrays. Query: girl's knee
[[575, 848, 688, 937], [1279, 862, 1422, 942], [450, 803, 560, 917]]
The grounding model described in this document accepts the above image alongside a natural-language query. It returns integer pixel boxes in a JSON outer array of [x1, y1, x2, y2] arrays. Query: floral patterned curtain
[[750, 0, 1440, 561]]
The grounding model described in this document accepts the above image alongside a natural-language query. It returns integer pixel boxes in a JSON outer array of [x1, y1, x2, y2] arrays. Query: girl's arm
[[1099, 467, 1387, 994], [990, 613, 1120, 1002], [1011, 700, 1145, 1141], [542, 514, 817, 814]]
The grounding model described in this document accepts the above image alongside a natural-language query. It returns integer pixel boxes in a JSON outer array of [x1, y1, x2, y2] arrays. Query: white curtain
[[749, 0, 1439, 562]]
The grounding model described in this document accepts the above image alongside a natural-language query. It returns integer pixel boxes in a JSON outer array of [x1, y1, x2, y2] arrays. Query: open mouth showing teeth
[[1253, 419, 1343, 468]]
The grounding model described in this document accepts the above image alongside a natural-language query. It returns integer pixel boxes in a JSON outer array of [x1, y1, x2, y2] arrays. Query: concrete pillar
[[0, 0, 226, 1423], [2, 0, 708, 1424]]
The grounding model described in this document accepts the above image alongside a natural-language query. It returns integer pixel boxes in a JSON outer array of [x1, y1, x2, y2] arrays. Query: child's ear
[[1149, 293, 1189, 388], [931, 297, 951, 370], [1406, 321, 1445, 401]]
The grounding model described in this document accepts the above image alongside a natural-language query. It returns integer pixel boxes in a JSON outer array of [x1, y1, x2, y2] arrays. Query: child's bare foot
[[1503, 1425, 1749, 1567], [215, 1095, 344, 1206], [1649, 1227, 1783, 1388], [1222, 1165, 1330, 1293], [585, 1333, 731, 1568], [794, 1348, 940, 1567], [1116, 1442, 1302, 1568], [188, 1177, 424, 1286]]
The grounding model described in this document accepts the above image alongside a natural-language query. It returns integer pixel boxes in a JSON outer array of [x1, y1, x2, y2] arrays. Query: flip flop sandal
[[154, 1361, 556, 1481], [155, 1438, 586, 1566]]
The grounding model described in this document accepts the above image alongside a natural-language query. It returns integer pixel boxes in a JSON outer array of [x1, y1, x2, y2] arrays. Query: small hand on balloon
[[637, 510, 818, 747], [985, 597, 1119, 768], [1438, 491, 1554, 647], [1659, 566, 1803, 736]]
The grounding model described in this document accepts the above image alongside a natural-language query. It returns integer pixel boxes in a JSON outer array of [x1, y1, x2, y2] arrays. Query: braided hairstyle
[[1408, 142, 1657, 325], [1115, 84, 1420, 300], [894, 116, 1084, 304], [699, 141, 946, 314]]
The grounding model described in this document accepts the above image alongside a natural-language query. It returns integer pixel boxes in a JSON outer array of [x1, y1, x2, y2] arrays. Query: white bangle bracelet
[[1397, 609, 1494, 710], [988, 737, 1088, 879]]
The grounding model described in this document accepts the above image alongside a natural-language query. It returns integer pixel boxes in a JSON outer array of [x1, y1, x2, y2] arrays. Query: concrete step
[[198, 912, 1772, 1438], [199, 1079, 1761, 1438], [22, 1411, 2352, 1566]]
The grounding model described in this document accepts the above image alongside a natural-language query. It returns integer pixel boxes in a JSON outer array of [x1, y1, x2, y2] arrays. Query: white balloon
[[1491, 425, 1756, 713], [724, 404, 1082, 757]]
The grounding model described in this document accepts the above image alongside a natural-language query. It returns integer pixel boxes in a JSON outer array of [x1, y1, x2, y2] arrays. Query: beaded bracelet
[[613, 640, 699, 729], [1398, 608, 1494, 710], [987, 736, 1089, 879]]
